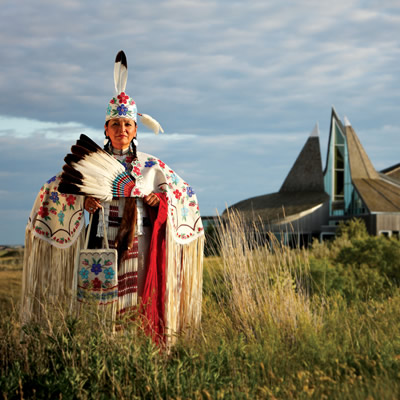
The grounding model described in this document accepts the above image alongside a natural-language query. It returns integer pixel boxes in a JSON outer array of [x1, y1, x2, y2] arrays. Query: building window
[[347, 188, 366, 215], [379, 231, 391, 238], [320, 232, 336, 241], [331, 122, 346, 218]]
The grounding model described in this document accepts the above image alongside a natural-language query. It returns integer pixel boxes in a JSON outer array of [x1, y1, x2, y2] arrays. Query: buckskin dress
[[21, 149, 204, 345]]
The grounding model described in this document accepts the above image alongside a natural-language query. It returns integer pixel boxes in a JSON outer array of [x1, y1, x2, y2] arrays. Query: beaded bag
[[76, 208, 118, 306]]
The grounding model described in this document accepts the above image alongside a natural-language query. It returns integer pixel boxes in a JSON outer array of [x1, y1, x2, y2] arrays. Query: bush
[[310, 219, 400, 301]]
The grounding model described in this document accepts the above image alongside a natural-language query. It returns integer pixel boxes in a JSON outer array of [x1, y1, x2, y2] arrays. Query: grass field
[[0, 247, 23, 312], [1, 217, 400, 399]]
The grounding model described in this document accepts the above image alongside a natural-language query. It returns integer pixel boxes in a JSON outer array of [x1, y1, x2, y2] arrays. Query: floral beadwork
[[134, 152, 204, 244], [106, 92, 137, 121], [50, 191, 59, 204], [187, 186, 195, 197], [117, 104, 128, 116], [46, 176, 56, 184], [32, 173, 84, 248], [77, 251, 118, 305], [117, 92, 129, 104], [145, 160, 156, 168]]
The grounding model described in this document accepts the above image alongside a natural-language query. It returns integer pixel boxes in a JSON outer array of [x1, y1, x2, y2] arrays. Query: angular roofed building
[[322, 109, 400, 237], [226, 108, 400, 243], [226, 124, 330, 246]]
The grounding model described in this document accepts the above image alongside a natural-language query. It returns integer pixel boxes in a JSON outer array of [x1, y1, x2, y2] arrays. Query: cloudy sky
[[1, 0, 400, 244]]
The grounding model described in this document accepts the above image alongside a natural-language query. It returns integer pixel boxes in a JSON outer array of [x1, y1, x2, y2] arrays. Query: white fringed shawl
[[21, 157, 204, 344]]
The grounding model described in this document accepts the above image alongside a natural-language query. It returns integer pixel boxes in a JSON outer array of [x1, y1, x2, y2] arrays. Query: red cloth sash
[[140, 192, 168, 344]]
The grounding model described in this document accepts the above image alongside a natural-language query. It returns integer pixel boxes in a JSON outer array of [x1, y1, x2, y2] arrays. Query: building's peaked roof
[[345, 125, 379, 180], [279, 124, 325, 193], [343, 116, 351, 127], [381, 163, 400, 183], [344, 122, 400, 213], [226, 191, 329, 223], [352, 178, 400, 213], [227, 126, 329, 223], [323, 107, 345, 175]]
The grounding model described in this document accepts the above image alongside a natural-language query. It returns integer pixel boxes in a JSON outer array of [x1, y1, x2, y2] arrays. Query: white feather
[[114, 51, 128, 94], [68, 149, 130, 201], [139, 113, 164, 134]]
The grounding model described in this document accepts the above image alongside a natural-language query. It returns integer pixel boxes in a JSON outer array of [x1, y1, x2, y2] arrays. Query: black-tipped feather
[[61, 170, 84, 186], [115, 50, 127, 69], [76, 138, 100, 154], [64, 153, 83, 166], [62, 164, 84, 180], [79, 134, 104, 152], [59, 134, 128, 201], [71, 145, 92, 159]]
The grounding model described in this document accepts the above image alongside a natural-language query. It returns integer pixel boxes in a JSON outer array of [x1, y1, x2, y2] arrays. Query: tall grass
[[1, 214, 400, 399], [204, 211, 321, 344]]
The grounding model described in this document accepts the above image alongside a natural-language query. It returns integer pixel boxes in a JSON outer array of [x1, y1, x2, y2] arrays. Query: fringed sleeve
[[20, 174, 85, 325], [165, 221, 204, 346]]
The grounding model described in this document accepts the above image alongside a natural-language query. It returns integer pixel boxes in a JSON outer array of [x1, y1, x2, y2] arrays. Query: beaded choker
[[111, 146, 130, 156]]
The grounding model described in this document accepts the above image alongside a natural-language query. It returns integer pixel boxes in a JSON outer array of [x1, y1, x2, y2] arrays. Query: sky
[[1, 0, 400, 245]]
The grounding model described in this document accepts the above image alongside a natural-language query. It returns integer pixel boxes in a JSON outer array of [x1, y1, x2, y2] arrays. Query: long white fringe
[[20, 226, 85, 325], [165, 219, 204, 346]]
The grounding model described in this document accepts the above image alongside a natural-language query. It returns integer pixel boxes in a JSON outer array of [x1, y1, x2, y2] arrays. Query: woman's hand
[[84, 197, 102, 213], [144, 193, 160, 207]]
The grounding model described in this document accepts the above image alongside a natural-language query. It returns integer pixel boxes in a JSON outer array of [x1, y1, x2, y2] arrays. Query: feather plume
[[59, 134, 137, 201], [114, 50, 128, 94], [139, 113, 164, 134]]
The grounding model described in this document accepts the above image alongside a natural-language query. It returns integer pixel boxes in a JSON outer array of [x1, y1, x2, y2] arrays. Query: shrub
[[310, 219, 400, 301]]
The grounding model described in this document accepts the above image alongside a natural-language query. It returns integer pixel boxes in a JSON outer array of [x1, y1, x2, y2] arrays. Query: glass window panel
[[335, 146, 344, 169], [335, 170, 344, 196], [335, 123, 345, 145]]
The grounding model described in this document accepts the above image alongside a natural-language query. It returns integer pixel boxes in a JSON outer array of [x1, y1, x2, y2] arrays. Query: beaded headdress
[[105, 51, 163, 134]]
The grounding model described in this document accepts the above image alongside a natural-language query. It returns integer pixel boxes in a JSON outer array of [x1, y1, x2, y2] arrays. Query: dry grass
[[1, 222, 400, 398], [205, 210, 323, 343], [0, 248, 23, 312]]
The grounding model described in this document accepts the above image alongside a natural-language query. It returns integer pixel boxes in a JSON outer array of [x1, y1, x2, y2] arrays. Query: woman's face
[[105, 118, 137, 150]]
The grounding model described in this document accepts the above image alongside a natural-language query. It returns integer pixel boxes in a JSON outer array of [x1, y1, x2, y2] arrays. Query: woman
[[21, 51, 204, 345]]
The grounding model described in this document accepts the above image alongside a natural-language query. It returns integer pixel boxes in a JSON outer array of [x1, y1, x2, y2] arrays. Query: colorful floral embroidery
[[117, 104, 128, 116], [181, 207, 189, 218], [79, 268, 89, 280], [32, 172, 85, 248], [145, 160, 156, 168], [77, 250, 118, 305], [92, 277, 102, 289], [50, 191, 60, 204], [187, 186, 195, 197], [117, 92, 129, 104], [38, 206, 50, 219], [57, 210, 65, 225], [66, 195, 76, 209], [171, 173, 179, 185], [104, 267, 115, 280], [91, 259, 102, 275], [173, 189, 182, 200]]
